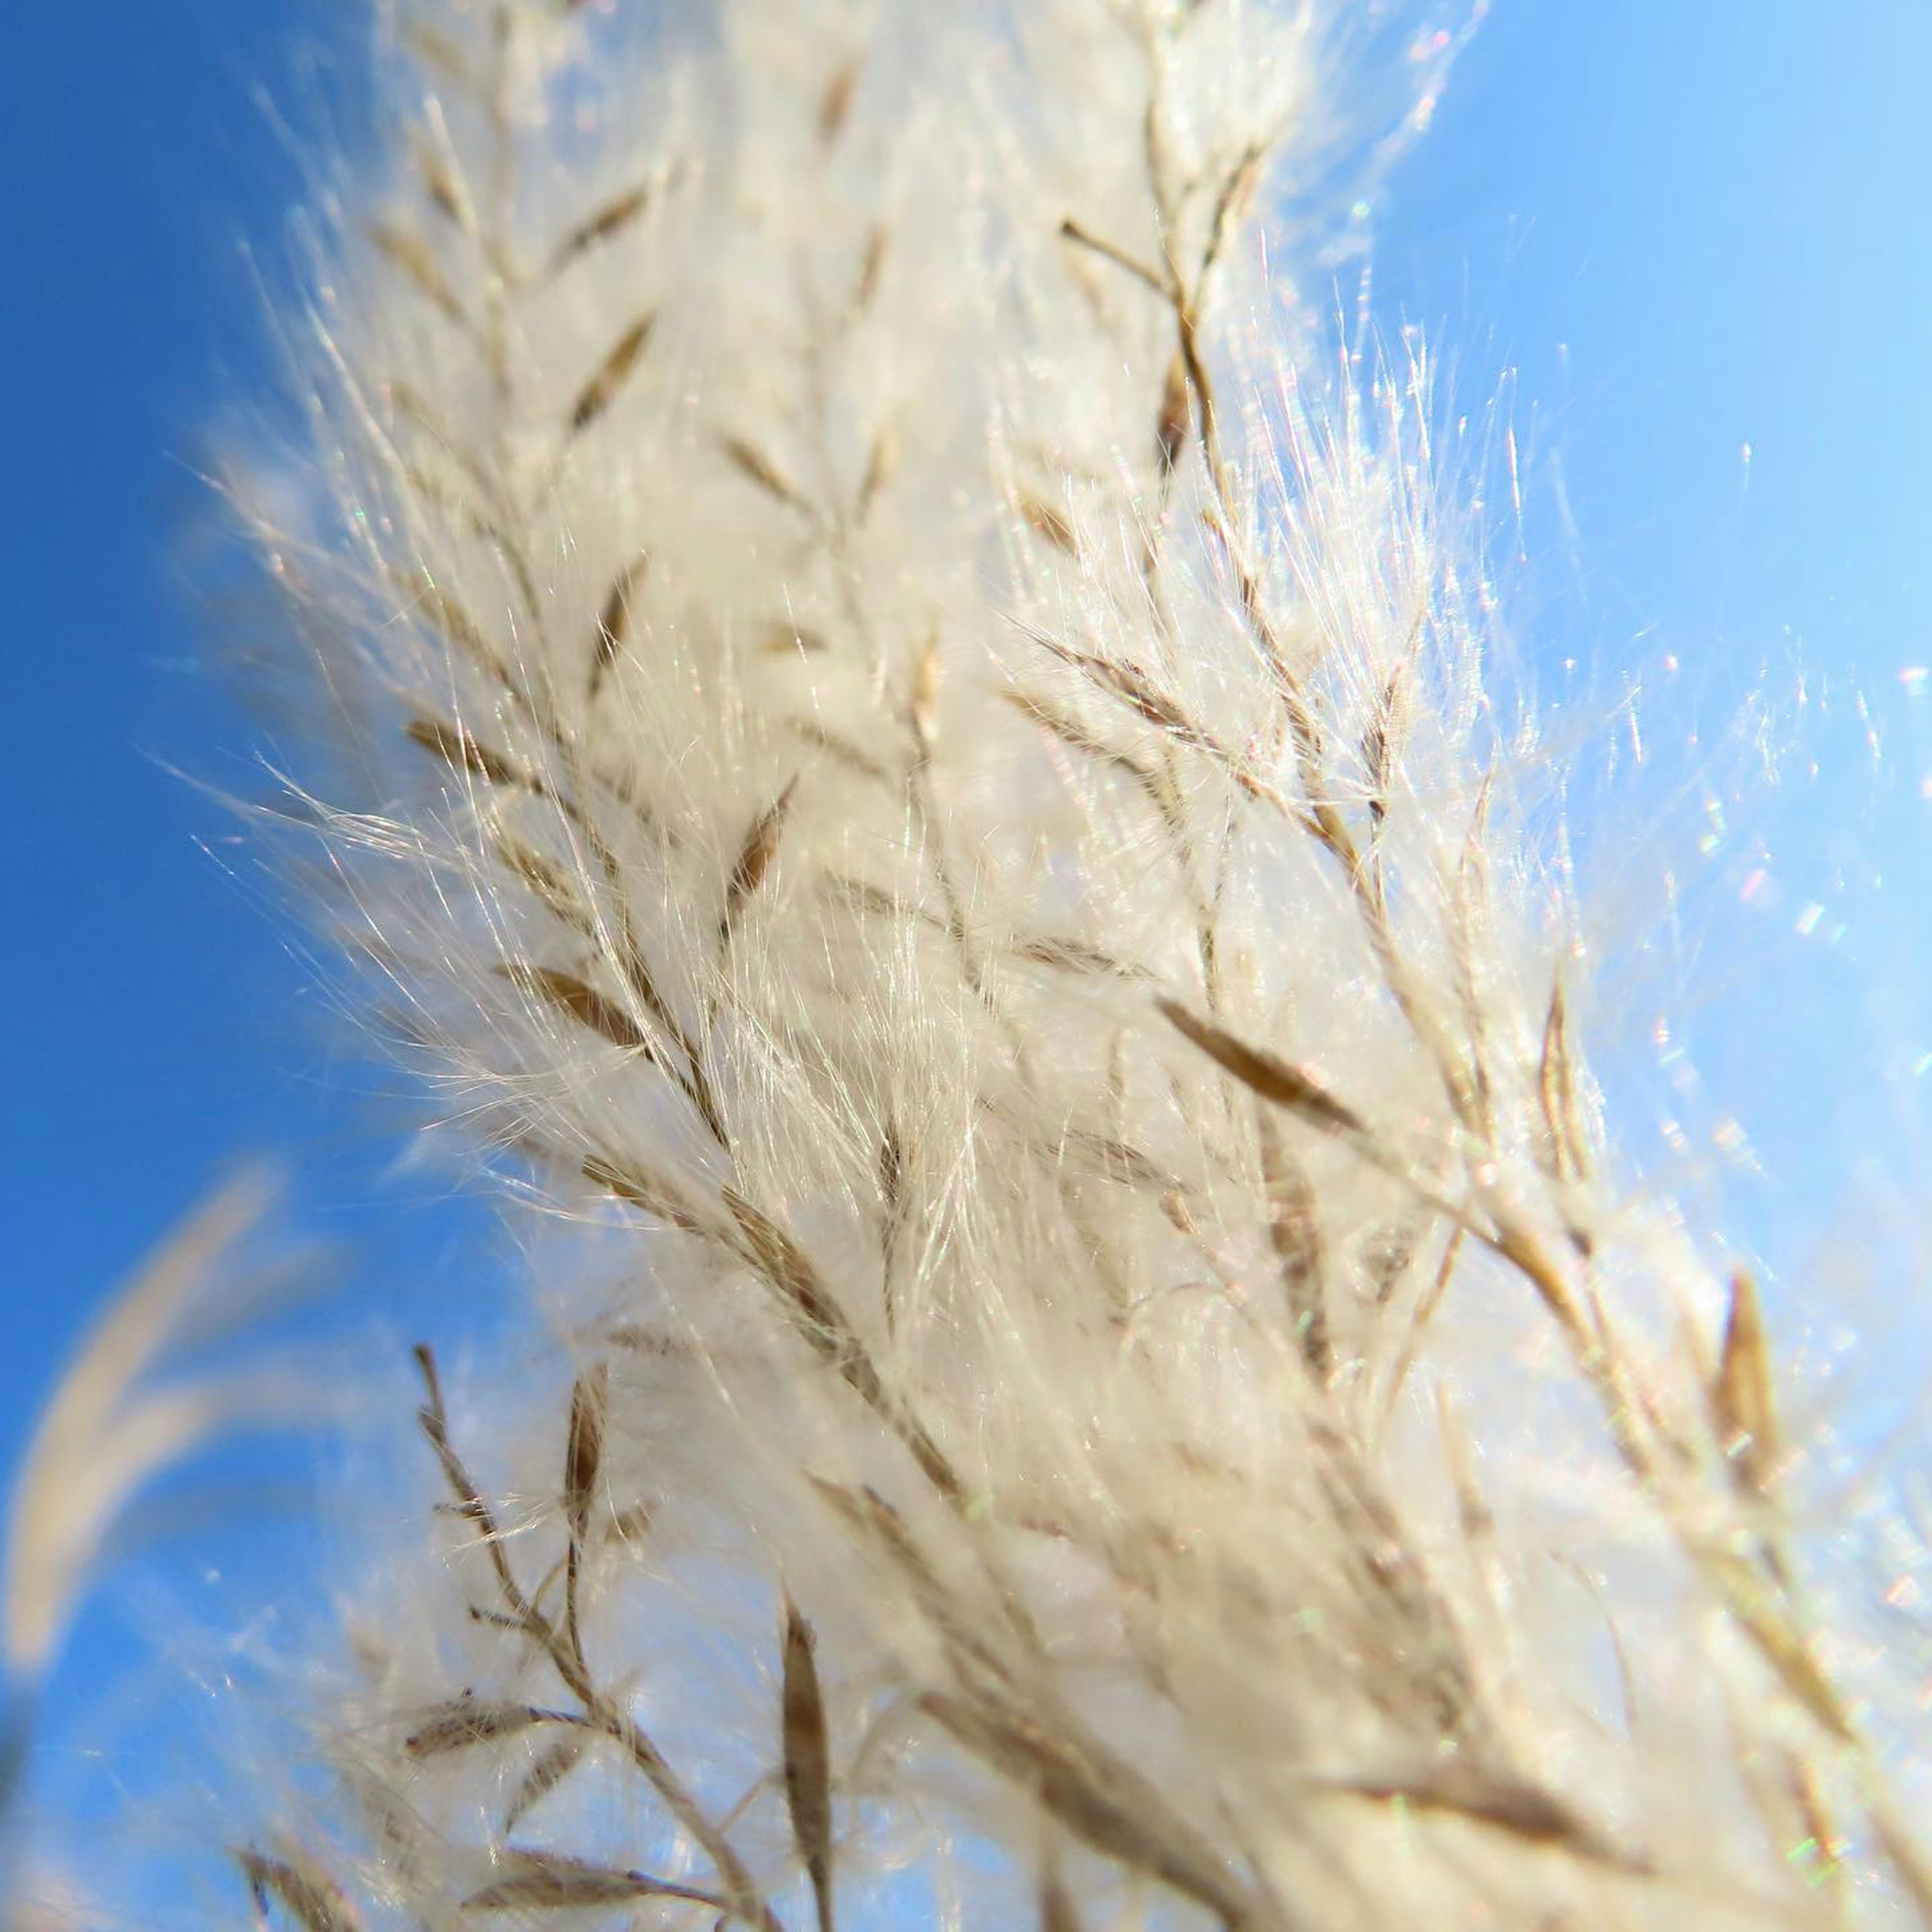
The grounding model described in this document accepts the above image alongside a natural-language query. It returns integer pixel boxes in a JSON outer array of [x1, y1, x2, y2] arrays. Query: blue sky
[[0, 0, 485, 1820], [2, 4, 346, 1498], [2, 0, 1928, 1857]]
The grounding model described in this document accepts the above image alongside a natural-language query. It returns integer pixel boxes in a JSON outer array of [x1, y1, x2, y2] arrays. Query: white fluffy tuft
[[43, 2, 1924, 1925]]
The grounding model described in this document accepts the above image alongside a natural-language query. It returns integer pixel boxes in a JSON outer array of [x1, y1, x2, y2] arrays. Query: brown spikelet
[[1362, 658, 1411, 908], [827, 875, 924, 926], [551, 183, 654, 272], [1158, 998, 1367, 1140], [604, 1499, 656, 1546], [564, 1367, 607, 1540], [1771, 1749, 1846, 1888], [403, 1699, 560, 1758], [1257, 1106, 1328, 1377], [819, 59, 859, 147], [1014, 937, 1146, 979], [1714, 1267, 1779, 1493], [237, 1848, 361, 1932], [857, 423, 897, 517], [501, 1732, 590, 1834], [723, 1193, 857, 1366], [406, 715, 520, 788], [910, 632, 943, 749], [462, 1850, 721, 1912], [1449, 771, 1498, 1137], [410, 131, 463, 226], [760, 621, 830, 657], [852, 226, 889, 315], [502, 964, 653, 1055], [878, 1121, 906, 1326], [591, 552, 648, 693], [721, 433, 809, 511], [563, 1360, 608, 1668], [1318, 1768, 1650, 1872], [403, 24, 476, 96], [1039, 1861, 1083, 1932], [570, 314, 656, 433], [1027, 631, 1289, 810], [368, 221, 467, 327], [393, 570, 505, 682], [1362, 1216, 1422, 1312], [495, 835, 590, 930], [781, 1595, 837, 1932], [1058, 1129, 1176, 1193], [789, 720, 893, 784], [1537, 969, 1591, 1184], [719, 779, 798, 958], [1024, 631, 1119, 692], [1019, 492, 1077, 554]]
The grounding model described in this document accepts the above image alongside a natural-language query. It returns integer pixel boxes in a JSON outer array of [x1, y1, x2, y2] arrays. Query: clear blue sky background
[[1, 1, 354, 1513], [2, 0, 1928, 1864]]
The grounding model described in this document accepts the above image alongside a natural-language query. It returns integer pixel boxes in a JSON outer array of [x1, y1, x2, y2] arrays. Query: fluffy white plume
[[100, 0, 1930, 1924]]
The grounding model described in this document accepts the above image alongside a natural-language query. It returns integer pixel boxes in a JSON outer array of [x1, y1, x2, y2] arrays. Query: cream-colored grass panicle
[[4, 1171, 285, 1691], [214, 0, 1929, 1926], [2, 1172, 309, 1928]]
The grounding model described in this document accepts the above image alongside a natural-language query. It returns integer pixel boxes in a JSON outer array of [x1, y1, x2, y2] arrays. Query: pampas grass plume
[[12, 2, 1930, 1925]]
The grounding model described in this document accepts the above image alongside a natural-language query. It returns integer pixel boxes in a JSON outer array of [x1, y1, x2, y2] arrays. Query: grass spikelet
[[1018, 492, 1078, 555], [568, 313, 656, 434], [780, 1594, 836, 1932], [1315, 1767, 1647, 1873], [1536, 969, 1592, 1186], [720, 433, 810, 513], [404, 713, 520, 787], [1258, 1105, 1328, 1377], [1714, 1266, 1779, 1493], [550, 181, 658, 273], [367, 220, 467, 328], [500, 1732, 589, 1834], [237, 1847, 362, 1932], [502, 963, 653, 1055], [494, 832, 591, 929], [401, 23, 474, 97], [561, 1359, 607, 1667], [590, 552, 648, 692], [718, 778, 797, 960], [461, 1850, 721, 1912], [1039, 1861, 1083, 1932], [1156, 997, 1367, 1139], [402, 1699, 565, 1759], [818, 59, 860, 150]]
